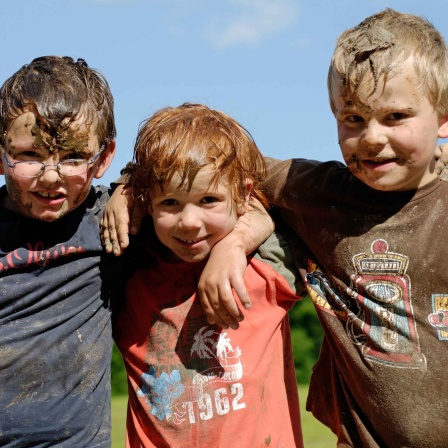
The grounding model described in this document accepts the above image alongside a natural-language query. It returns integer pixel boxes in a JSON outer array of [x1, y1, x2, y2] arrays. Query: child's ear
[[94, 139, 116, 179], [438, 115, 448, 139], [237, 178, 253, 215]]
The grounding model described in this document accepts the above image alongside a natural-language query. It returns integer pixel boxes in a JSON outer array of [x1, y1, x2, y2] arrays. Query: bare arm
[[102, 143, 448, 255], [101, 184, 146, 255], [200, 143, 448, 328], [435, 143, 448, 181], [198, 200, 274, 329]]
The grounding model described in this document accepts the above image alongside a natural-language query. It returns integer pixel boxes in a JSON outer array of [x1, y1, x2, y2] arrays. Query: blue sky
[[1, 0, 447, 186]]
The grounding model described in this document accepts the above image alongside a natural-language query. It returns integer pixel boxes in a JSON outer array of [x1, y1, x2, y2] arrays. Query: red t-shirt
[[114, 232, 304, 448]]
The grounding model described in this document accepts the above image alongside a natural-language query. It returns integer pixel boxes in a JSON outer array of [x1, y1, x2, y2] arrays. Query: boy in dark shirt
[[256, 9, 448, 447], [0, 55, 116, 447]]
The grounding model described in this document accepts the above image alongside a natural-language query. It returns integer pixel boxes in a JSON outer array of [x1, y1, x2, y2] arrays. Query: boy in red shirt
[[113, 103, 305, 447]]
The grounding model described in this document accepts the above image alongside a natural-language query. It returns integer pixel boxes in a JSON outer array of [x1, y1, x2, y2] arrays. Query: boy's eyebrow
[[6, 141, 94, 158], [336, 102, 370, 114]]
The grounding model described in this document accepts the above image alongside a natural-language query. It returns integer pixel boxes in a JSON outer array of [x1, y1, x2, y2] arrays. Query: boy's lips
[[32, 190, 66, 204], [175, 235, 208, 246], [361, 157, 399, 170], [36, 191, 64, 199]]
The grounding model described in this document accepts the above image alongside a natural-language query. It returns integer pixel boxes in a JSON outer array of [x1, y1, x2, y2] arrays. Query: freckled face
[[334, 61, 448, 191], [0, 112, 103, 221], [149, 169, 240, 263]]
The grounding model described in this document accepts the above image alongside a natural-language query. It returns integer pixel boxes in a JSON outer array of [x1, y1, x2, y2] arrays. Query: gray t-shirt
[[0, 185, 113, 447]]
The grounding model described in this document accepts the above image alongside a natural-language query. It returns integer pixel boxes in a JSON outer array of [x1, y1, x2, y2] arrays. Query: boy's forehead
[[5, 111, 97, 154], [333, 62, 428, 116], [335, 61, 410, 98]]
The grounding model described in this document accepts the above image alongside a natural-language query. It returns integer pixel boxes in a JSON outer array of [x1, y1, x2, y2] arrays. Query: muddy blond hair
[[328, 8, 448, 116], [130, 103, 268, 211], [0, 56, 116, 149]]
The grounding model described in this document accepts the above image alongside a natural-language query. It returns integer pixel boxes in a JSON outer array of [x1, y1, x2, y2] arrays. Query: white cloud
[[291, 36, 311, 50], [81, 0, 300, 48], [203, 0, 300, 49]]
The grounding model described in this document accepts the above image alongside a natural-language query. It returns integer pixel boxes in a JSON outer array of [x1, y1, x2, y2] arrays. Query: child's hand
[[198, 237, 249, 329], [101, 185, 146, 255], [198, 199, 274, 329], [435, 144, 448, 181]]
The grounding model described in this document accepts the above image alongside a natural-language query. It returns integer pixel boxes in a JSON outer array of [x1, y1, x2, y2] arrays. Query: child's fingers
[[101, 211, 127, 256], [435, 143, 448, 178], [112, 212, 130, 254], [100, 214, 113, 253], [229, 275, 252, 311], [198, 238, 249, 328], [199, 284, 242, 330], [101, 184, 139, 255], [129, 199, 146, 235]]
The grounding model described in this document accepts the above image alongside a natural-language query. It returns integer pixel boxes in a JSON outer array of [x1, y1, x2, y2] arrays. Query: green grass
[[112, 386, 336, 447], [112, 395, 127, 448], [298, 385, 337, 448]]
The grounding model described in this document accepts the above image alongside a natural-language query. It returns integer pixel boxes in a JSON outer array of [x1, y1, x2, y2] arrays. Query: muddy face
[[334, 61, 445, 191], [30, 121, 89, 155], [0, 111, 103, 221]]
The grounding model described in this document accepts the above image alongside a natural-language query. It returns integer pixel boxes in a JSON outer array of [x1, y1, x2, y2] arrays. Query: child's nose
[[178, 205, 201, 229], [362, 120, 388, 147], [38, 164, 62, 184]]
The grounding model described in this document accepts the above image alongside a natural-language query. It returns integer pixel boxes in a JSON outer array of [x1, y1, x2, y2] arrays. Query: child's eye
[[59, 151, 90, 162], [346, 115, 364, 123], [201, 196, 219, 204], [64, 153, 86, 161], [160, 198, 178, 206], [388, 112, 407, 121], [14, 150, 41, 160]]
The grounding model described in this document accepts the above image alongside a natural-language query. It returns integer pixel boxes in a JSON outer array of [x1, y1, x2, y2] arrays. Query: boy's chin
[[26, 205, 73, 222], [353, 171, 404, 192], [171, 250, 210, 264], [358, 174, 432, 192]]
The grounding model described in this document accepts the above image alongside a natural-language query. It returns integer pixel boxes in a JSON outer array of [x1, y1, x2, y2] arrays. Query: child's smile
[[0, 112, 109, 221], [334, 60, 448, 191], [149, 167, 240, 263]]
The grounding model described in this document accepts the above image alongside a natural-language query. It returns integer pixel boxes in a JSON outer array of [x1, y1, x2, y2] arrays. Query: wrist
[[214, 231, 247, 254]]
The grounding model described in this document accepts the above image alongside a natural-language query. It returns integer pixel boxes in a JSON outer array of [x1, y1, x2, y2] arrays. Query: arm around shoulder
[[198, 199, 274, 329]]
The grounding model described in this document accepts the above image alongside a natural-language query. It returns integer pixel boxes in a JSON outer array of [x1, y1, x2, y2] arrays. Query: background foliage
[[289, 298, 324, 383]]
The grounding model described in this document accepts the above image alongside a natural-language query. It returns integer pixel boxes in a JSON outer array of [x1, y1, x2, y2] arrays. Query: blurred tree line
[[111, 298, 323, 395]]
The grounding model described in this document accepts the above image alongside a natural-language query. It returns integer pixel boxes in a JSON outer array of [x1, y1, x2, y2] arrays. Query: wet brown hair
[[328, 8, 448, 116], [130, 103, 268, 211], [0, 55, 116, 150]]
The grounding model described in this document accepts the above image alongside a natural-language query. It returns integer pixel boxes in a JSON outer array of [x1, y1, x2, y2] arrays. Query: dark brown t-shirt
[[263, 157, 448, 448]]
